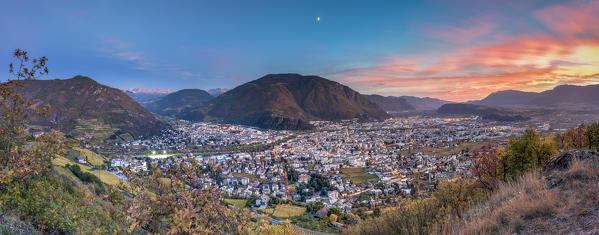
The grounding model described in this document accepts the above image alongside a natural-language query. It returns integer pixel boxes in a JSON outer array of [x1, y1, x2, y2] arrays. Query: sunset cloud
[[330, 1, 599, 102]]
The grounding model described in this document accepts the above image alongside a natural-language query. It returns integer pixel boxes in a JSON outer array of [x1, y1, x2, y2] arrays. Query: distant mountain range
[[470, 84, 599, 107], [207, 88, 228, 97], [120, 87, 173, 103], [20, 76, 168, 138], [365, 95, 451, 112], [28, 75, 595, 134], [143, 89, 213, 119], [436, 84, 599, 121]]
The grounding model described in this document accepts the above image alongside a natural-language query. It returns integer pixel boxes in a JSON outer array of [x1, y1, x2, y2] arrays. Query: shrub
[[65, 164, 105, 195]]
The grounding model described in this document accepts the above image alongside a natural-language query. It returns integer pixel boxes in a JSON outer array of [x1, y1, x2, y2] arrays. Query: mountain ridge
[[366, 95, 451, 112], [471, 84, 599, 107], [19, 75, 168, 138], [143, 88, 214, 118], [200, 73, 390, 129]]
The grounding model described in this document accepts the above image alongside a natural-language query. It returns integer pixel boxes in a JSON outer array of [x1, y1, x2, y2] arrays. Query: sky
[[1, 0, 598, 102]]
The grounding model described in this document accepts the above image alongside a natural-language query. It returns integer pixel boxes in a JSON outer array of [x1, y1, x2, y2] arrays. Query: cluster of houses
[[120, 121, 291, 152], [104, 117, 527, 211]]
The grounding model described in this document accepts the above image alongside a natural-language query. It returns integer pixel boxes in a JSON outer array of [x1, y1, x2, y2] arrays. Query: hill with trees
[[200, 73, 390, 130], [18, 75, 168, 138], [366, 95, 451, 112]]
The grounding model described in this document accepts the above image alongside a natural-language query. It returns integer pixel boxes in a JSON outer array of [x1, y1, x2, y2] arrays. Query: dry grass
[[460, 157, 599, 234], [565, 158, 599, 179], [460, 172, 557, 234]]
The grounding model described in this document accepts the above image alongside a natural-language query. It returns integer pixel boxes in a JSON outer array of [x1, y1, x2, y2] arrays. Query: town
[[94, 116, 531, 216]]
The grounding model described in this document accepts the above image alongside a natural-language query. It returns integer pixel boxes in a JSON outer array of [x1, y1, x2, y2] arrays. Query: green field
[[87, 170, 123, 186], [72, 147, 105, 167], [52, 156, 126, 186], [53, 156, 91, 170], [271, 204, 306, 218], [339, 167, 379, 185], [224, 198, 247, 208]]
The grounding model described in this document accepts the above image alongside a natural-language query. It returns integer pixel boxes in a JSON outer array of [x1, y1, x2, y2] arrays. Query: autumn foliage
[[0, 49, 62, 189]]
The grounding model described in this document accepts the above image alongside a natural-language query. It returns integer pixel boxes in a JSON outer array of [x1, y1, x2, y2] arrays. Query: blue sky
[[2, 0, 598, 101]]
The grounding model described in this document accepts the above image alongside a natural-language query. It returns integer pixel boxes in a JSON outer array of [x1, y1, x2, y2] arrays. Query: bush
[[472, 127, 557, 188], [65, 164, 105, 194], [0, 174, 122, 234]]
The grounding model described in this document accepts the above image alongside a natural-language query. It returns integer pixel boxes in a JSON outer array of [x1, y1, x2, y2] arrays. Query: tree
[[0, 49, 63, 189], [123, 157, 252, 234], [584, 123, 599, 151], [560, 125, 585, 151], [503, 127, 557, 181], [471, 144, 503, 190]]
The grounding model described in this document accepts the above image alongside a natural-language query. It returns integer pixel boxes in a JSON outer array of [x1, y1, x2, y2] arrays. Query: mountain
[[470, 90, 539, 106], [120, 87, 173, 103], [19, 75, 168, 138], [197, 73, 389, 130], [401, 96, 452, 110], [530, 84, 599, 106], [471, 84, 599, 107], [366, 95, 451, 112], [207, 88, 228, 97], [365, 95, 415, 112], [144, 89, 214, 118], [437, 103, 530, 121]]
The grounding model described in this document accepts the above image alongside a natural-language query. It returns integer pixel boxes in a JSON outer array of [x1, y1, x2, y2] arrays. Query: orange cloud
[[329, 1, 599, 102]]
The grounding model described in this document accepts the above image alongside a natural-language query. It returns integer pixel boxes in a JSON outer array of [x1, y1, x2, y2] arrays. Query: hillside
[[365, 95, 415, 112], [143, 89, 214, 118], [530, 84, 599, 106], [19, 75, 168, 138], [201, 73, 390, 129], [469, 89, 538, 107], [471, 84, 599, 107], [401, 96, 451, 110], [437, 103, 530, 121]]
